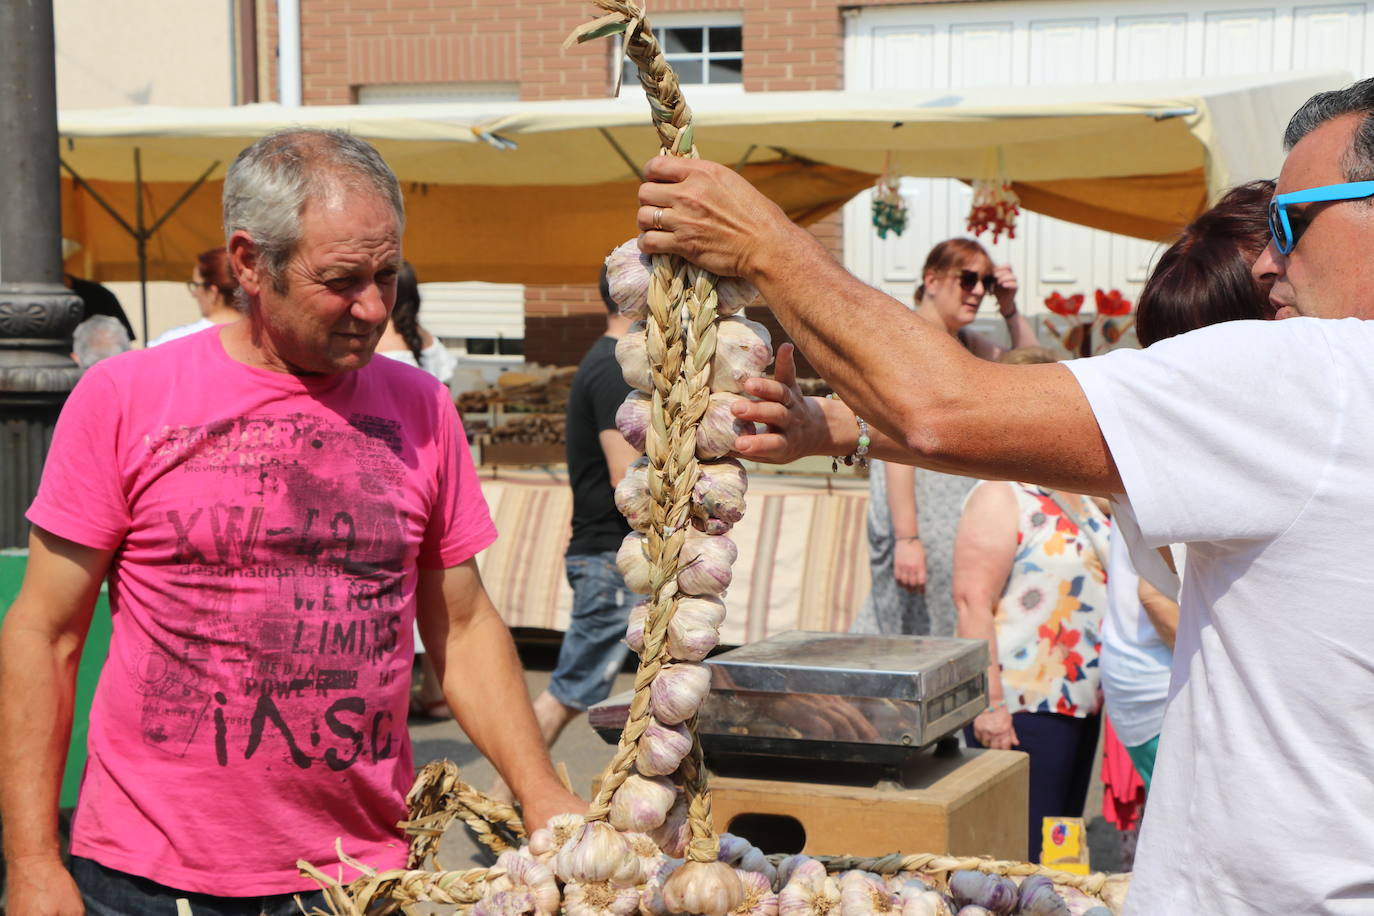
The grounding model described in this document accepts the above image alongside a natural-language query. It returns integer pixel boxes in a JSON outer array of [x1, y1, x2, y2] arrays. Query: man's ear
[[228, 230, 263, 299]]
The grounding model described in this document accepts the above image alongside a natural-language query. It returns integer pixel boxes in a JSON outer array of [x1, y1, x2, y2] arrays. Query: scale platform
[[589, 630, 988, 775]]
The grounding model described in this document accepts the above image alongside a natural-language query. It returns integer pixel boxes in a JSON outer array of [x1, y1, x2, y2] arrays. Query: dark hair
[[1284, 77, 1374, 179], [914, 238, 990, 301], [598, 261, 617, 314], [391, 261, 424, 361], [1135, 180, 1277, 347], [196, 247, 241, 309]]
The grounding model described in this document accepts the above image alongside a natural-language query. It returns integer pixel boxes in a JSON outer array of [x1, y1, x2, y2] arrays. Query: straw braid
[[578, 0, 724, 866], [300, 840, 493, 916], [401, 761, 525, 867]]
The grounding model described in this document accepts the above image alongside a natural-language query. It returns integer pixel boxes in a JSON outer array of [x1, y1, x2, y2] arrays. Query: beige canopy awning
[[57, 70, 1344, 285]]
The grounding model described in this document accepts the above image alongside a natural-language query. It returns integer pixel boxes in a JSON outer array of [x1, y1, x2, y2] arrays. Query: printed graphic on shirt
[[131, 411, 417, 771]]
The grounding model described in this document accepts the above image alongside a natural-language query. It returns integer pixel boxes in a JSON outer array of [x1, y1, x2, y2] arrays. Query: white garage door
[[843, 0, 1372, 313]]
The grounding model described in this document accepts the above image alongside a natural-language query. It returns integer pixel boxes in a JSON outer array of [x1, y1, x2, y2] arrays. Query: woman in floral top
[[953, 462, 1110, 862]]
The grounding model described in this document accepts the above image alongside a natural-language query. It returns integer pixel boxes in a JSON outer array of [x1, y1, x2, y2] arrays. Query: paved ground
[[411, 641, 1127, 874]]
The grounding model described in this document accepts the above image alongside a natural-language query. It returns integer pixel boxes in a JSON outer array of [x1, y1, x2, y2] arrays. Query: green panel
[[0, 551, 113, 808]]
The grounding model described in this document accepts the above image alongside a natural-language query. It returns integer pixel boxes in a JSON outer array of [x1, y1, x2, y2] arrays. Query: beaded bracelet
[[827, 394, 871, 472]]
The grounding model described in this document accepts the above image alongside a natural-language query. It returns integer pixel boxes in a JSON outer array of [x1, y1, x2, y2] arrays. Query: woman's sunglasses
[[1268, 179, 1374, 254], [956, 269, 997, 295]]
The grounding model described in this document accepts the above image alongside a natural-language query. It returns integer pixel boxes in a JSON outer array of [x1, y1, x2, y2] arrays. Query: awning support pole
[[599, 128, 643, 180], [59, 154, 221, 340]]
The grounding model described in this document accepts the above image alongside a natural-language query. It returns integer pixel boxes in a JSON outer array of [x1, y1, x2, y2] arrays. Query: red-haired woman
[[148, 247, 243, 346], [854, 238, 1039, 639]]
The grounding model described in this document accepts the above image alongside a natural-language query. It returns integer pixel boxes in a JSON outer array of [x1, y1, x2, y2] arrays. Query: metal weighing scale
[[589, 630, 990, 787]]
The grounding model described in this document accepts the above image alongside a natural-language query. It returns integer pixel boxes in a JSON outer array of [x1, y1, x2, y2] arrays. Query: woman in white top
[[376, 261, 456, 386], [147, 247, 243, 347]]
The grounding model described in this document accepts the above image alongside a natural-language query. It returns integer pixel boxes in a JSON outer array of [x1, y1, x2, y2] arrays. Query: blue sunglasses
[[1268, 179, 1374, 254]]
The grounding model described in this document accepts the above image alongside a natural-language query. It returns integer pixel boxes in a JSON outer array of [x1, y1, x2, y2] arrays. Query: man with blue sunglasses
[[638, 76, 1374, 913]]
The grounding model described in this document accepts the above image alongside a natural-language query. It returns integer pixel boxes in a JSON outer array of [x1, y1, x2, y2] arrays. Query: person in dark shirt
[[65, 275, 136, 343], [493, 266, 639, 802]]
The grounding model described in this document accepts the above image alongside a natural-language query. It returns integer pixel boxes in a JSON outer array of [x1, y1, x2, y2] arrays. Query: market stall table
[[475, 467, 871, 642]]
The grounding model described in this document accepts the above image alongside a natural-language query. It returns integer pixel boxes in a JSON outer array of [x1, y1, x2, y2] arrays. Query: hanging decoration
[[966, 147, 1020, 242], [1039, 289, 1136, 357], [870, 153, 908, 239]]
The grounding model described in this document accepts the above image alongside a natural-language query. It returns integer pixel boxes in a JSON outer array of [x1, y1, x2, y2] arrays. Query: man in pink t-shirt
[[0, 130, 583, 916]]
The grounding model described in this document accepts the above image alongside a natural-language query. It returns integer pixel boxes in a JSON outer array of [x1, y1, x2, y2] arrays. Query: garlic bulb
[[709, 318, 773, 395], [616, 391, 651, 452], [887, 876, 935, 896], [898, 886, 954, 916], [604, 236, 759, 320], [667, 595, 727, 662], [617, 533, 653, 595], [616, 458, 653, 534], [737, 847, 778, 887], [1049, 886, 1102, 916], [638, 716, 694, 777], [947, 872, 1016, 916], [692, 459, 748, 535], [648, 793, 690, 858], [627, 832, 668, 889], [716, 833, 753, 866], [733, 868, 780, 916], [565, 879, 644, 916], [626, 601, 650, 655], [529, 813, 586, 862], [610, 773, 679, 833], [617, 389, 748, 460], [640, 857, 682, 916], [662, 860, 746, 916], [475, 889, 540, 916], [697, 393, 752, 460], [489, 850, 561, 916], [839, 871, 898, 916], [1014, 876, 1069, 916], [617, 324, 653, 393], [779, 872, 841, 916], [677, 530, 738, 598], [776, 856, 827, 892], [605, 240, 654, 320], [650, 661, 713, 725], [713, 275, 762, 316], [555, 821, 641, 886]]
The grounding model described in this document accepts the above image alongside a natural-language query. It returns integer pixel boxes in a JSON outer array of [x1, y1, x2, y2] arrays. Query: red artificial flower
[[1044, 292, 1085, 316], [1095, 288, 1132, 317]]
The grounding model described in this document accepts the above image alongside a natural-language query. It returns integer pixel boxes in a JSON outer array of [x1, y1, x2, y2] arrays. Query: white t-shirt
[[1066, 317, 1374, 914], [1100, 524, 1172, 748]]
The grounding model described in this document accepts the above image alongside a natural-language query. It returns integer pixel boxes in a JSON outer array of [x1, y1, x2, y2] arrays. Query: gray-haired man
[[0, 130, 582, 916], [71, 315, 131, 369]]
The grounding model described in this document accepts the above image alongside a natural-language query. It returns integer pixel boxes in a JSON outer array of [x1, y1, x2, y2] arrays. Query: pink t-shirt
[[29, 326, 496, 895]]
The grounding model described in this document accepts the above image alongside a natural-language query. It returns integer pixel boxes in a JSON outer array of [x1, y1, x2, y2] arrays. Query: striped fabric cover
[[475, 469, 871, 643]]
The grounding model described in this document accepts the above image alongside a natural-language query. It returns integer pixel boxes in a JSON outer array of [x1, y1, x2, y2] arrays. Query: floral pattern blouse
[[972, 481, 1110, 718]]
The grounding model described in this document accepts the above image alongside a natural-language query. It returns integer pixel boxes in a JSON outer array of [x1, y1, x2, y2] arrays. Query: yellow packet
[[1040, 816, 1089, 874]]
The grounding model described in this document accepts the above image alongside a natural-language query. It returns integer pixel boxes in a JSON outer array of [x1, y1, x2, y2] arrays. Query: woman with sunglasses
[[853, 238, 1038, 639], [147, 247, 244, 347]]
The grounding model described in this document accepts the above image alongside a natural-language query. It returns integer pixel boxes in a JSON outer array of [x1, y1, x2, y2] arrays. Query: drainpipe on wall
[[277, 0, 301, 106]]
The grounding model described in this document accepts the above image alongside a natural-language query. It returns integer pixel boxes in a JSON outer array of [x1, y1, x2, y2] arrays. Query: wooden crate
[[708, 749, 1028, 862]]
